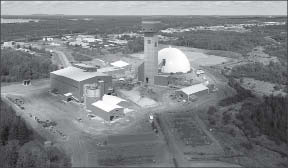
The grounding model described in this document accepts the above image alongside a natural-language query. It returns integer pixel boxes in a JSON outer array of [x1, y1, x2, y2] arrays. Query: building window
[[147, 40, 151, 44], [155, 42, 158, 47]]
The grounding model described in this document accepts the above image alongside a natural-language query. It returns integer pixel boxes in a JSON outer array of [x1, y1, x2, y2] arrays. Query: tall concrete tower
[[142, 21, 160, 85]]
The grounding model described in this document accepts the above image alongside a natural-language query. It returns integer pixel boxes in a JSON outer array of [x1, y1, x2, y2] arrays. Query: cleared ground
[[1, 79, 171, 167]]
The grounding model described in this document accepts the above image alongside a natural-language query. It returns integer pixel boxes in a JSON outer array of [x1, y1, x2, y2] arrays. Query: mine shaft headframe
[[142, 21, 161, 33]]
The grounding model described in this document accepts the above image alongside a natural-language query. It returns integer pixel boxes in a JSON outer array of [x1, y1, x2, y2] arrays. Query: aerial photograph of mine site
[[0, 1, 287, 168]]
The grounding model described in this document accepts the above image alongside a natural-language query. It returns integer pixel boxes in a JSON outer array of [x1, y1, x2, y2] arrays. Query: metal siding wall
[[89, 106, 124, 121], [194, 89, 209, 97], [110, 108, 124, 118], [89, 106, 110, 121], [50, 73, 80, 99]]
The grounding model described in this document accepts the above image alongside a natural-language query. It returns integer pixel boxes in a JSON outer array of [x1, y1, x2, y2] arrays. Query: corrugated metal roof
[[110, 60, 129, 68], [91, 94, 127, 112], [178, 83, 208, 95], [102, 95, 126, 105], [50, 66, 108, 82], [91, 100, 123, 112]]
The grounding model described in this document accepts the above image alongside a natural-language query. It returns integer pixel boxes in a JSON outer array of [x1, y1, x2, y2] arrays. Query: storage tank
[[85, 84, 100, 98], [84, 83, 101, 110]]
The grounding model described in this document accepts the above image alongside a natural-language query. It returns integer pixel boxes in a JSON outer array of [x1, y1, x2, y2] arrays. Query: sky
[[1, 1, 287, 16]]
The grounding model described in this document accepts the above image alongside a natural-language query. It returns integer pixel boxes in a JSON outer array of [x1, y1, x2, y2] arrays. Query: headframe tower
[[142, 21, 160, 85]]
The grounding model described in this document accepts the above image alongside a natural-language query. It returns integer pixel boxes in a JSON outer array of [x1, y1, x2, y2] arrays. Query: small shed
[[91, 100, 124, 121], [175, 83, 209, 101]]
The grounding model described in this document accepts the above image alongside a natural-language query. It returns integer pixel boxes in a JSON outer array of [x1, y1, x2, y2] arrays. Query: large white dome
[[158, 47, 191, 73]]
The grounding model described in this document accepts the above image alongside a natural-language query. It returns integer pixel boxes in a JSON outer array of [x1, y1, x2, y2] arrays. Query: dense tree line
[[218, 77, 254, 106], [1, 49, 57, 83], [169, 30, 269, 55], [264, 43, 287, 62], [0, 100, 71, 168], [2, 15, 285, 42], [230, 61, 288, 85], [236, 95, 288, 143], [1, 16, 142, 41]]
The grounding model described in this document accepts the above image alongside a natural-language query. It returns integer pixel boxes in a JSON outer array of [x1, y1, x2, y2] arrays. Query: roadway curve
[[52, 50, 71, 68]]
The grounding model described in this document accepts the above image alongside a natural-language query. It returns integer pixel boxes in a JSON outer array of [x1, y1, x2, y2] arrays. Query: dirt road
[[52, 50, 71, 67]]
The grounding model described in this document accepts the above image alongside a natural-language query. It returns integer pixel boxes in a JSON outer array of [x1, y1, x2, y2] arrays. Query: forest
[[2, 15, 286, 43], [1, 16, 142, 41], [217, 77, 288, 144], [169, 30, 269, 55], [230, 61, 288, 85], [236, 95, 288, 143], [218, 77, 254, 107], [1, 48, 57, 83], [0, 100, 71, 168]]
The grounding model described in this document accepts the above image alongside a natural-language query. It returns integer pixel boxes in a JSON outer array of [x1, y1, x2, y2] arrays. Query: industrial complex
[[2, 11, 286, 168], [49, 20, 210, 121]]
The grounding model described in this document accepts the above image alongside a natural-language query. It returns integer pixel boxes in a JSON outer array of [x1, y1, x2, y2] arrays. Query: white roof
[[92, 100, 123, 112], [64, 93, 72, 96], [110, 60, 129, 68], [178, 83, 208, 95], [102, 94, 126, 105], [158, 47, 191, 73], [50, 66, 107, 82]]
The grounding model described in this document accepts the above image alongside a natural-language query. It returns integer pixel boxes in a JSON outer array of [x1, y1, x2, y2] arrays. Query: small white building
[[89, 95, 127, 121], [175, 83, 209, 101]]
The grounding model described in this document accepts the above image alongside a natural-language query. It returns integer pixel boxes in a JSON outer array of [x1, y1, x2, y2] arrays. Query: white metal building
[[50, 66, 112, 102], [89, 95, 126, 121], [175, 83, 209, 101]]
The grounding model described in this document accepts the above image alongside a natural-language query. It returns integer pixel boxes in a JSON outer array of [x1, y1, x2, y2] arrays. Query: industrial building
[[50, 66, 112, 102], [138, 21, 192, 86], [175, 83, 209, 101], [87, 94, 127, 121]]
